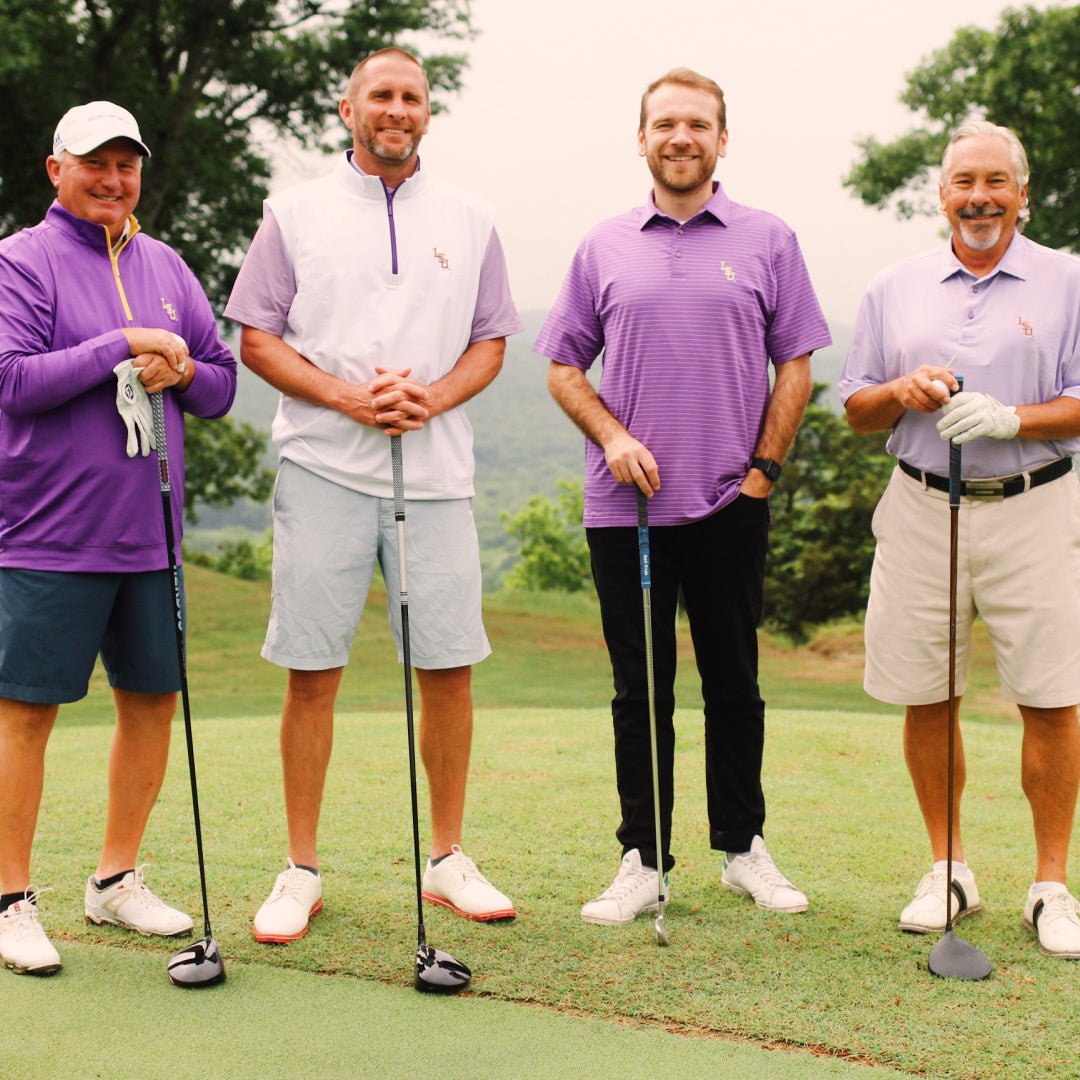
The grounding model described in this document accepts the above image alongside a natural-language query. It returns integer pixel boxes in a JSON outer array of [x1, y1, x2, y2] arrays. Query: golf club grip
[[150, 392, 170, 494], [636, 488, 651, 590], [948, 375, 964, 508], [391, 435, 405, 520]]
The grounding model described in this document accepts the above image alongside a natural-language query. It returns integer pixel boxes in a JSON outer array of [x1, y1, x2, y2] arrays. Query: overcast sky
[[274, 0, 1052, 326]]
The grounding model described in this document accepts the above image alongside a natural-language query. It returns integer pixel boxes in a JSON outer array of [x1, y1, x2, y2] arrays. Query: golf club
[[927, 375, 991, 981], [636, 487, 669, 946], [150, 392, 226, 989], [390, 435, 472, 993]]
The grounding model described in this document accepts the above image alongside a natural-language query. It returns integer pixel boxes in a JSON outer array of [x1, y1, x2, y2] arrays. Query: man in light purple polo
[[0, 101, 237, 976], [537, 68, 831, 925], [841, 121, 1080, 958]]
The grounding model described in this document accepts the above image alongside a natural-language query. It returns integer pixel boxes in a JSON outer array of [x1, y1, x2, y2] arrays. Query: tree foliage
[[183, 415, 274, 523], [763, 386, 893, 642], [844, 4, 1080, 251], [0, 0, 474, 307], [501, 479, 592, 593], [0, 0, 474, 521]]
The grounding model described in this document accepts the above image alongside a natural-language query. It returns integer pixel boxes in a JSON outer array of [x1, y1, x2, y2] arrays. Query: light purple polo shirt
[[226, 155, 519, 345], [840, 232, 1080, 478], [535, 183, 831, 527]]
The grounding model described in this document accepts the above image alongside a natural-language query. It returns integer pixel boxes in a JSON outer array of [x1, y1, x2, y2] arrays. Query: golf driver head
[[168, 936, 226, 988], [415, 944, 471, 994], [928, 930, 992, 981]]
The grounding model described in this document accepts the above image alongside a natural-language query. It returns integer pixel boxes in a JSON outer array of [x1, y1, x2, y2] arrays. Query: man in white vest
[[226, 48, 522, 941]]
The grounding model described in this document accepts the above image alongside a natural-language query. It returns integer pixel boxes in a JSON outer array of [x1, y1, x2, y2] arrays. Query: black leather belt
[[897, 456, 1073, 498]]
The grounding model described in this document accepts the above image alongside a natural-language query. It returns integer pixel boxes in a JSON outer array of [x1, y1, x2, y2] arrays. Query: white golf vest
[[266, 157, 495, 499]]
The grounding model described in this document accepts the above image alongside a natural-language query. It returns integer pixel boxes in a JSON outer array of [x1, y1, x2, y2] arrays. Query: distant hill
[[197, 314, 854, 586]]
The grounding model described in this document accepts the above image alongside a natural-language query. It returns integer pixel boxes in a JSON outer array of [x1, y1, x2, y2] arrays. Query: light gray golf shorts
[[864, 465, 1080, 708], [262, 459, 491, 671]]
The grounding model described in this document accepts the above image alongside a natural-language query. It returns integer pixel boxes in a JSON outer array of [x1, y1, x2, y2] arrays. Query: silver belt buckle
[[964, 479, 1005, 500]]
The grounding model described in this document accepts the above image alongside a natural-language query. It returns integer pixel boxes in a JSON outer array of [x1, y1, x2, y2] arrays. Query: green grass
[[21, 566, 1075, 1079]]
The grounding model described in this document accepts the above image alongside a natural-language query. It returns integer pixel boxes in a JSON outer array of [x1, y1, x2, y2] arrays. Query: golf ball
[[930, 379, 949, 400]]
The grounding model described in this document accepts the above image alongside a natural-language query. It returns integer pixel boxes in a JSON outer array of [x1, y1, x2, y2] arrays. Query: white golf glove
[[113, 360, 156, 458], [936, 391, 1020, 444]]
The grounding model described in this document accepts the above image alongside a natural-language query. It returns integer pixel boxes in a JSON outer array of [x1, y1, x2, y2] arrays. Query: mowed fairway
[[3, 566, 1076, 1079]]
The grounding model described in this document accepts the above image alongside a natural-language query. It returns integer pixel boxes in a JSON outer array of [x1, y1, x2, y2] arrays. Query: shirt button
[[677, 229, 685, 235], [675, 251, 683, 258], [967, 310, 975, 319]]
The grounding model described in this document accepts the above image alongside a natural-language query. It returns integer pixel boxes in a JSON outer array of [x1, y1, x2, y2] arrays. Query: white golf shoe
[[0, 890, 62, 976], [1024, 885, 1080, 959], [252, 860, 323, 943], [898, 863, 981, 933], [721, 836, 808, 913], [422, 846, 516, 921], [581, 849, 668, 926], [85, 867, 194, 937]]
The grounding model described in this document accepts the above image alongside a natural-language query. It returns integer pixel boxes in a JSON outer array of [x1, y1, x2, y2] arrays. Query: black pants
[[587, 494, 769, 873]]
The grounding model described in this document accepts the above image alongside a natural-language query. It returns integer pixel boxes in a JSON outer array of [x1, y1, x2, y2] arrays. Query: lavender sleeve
[[469, 228, 523, 343], [0, 251, 129, 416], [765, 232, 832, 364], [533, 242, 605, 369], [224, 208, 296, 335], [175, 264, 237, 419]]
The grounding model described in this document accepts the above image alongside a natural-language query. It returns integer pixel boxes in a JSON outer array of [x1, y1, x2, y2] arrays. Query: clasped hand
[[368, 366, 432, 435]]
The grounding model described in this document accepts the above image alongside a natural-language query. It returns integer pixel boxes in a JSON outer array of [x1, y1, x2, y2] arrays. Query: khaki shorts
[[864, 465, 1080, 707], [263, 460, 491, 671]]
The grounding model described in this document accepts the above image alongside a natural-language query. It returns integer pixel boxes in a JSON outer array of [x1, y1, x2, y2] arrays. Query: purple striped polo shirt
[[535, 183, 831, 527]]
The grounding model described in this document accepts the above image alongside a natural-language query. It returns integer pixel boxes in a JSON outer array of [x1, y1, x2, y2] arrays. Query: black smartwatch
[[749, 457, 782, 483]]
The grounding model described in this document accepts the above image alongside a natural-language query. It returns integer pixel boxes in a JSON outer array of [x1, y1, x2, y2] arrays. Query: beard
[[647, 152, 715, 196], [956, 207, 1006, 252], [356, 122, 420, 163]]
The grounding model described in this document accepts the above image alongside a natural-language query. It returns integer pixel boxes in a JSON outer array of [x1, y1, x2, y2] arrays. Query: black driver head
[[168, 936, 226, 988], [928, 930, 992, 981], [414, 944, 471, 993]]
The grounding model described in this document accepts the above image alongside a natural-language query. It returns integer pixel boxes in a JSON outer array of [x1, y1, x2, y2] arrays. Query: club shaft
[[636, 490, 666, 912], [151, 393, 213, 939], [392, 436, 427, 947], [944, 375, 963, 933]]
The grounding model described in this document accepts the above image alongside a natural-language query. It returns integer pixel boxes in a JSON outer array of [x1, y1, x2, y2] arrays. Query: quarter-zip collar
[[45, 200, 141, 320]]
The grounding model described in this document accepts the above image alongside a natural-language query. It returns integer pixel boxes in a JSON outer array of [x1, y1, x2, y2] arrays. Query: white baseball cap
[[52, 101, 151, 158]]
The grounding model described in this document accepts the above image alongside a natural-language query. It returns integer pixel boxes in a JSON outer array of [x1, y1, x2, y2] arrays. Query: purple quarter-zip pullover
[[0, 201, 236, 571]]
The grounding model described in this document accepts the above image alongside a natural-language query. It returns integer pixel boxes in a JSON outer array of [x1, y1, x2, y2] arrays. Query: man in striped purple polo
[[536, 67, 831, 925]]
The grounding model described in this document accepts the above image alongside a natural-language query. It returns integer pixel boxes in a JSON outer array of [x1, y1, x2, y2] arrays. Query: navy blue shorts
[[0, 568, 184, 704]]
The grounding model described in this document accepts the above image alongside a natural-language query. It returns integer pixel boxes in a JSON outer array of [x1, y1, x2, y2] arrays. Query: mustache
[[958, 205, 1006, 221]]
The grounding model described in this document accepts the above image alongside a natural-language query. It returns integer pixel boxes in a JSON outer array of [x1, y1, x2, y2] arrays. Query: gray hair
[[941, 120, 1030, 227]]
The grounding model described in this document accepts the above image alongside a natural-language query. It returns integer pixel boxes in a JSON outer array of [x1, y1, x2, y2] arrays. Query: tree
[[501, 479, 592, 593], [0, 0, 473, 521], [844, 4, 1080, 252], [183, 415, 274, 523], [763, 385, 893, 642]]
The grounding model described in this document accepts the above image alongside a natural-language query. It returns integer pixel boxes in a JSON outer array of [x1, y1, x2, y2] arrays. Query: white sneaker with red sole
[[422, 845, 516, 921], [253, 860, 323, 943]]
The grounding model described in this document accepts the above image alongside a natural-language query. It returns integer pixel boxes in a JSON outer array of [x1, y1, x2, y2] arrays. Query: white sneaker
[[581, 849, 668, 926], [1024, 885, 1080, 959], [722, 836, 808, 913], [0, 890, 62, 976], [252, 860, 323, 943], [422, 845, 516, 922], [898, 864, 981, 933], [84, 867, 194, 937]]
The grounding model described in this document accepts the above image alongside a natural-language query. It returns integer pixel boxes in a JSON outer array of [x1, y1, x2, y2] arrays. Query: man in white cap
[[0, 101, 237, 976]]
